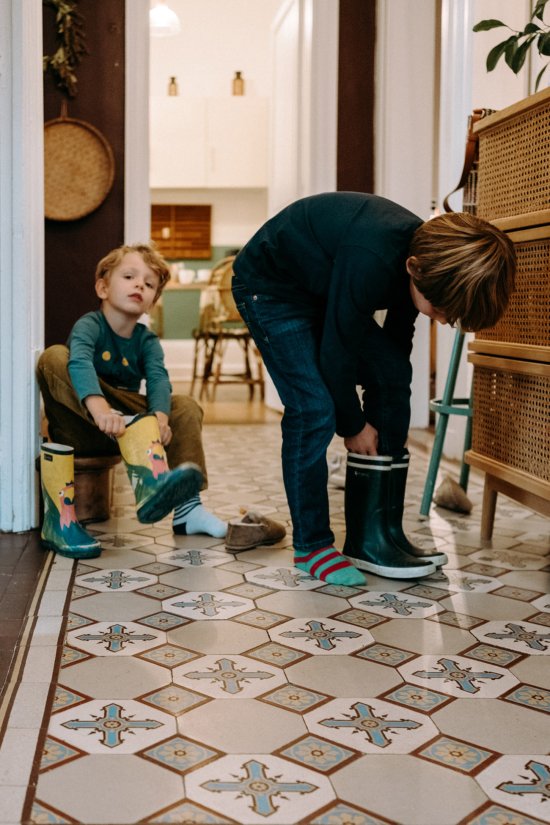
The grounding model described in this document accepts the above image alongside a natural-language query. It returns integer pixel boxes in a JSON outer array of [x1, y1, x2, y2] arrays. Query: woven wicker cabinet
[[465, 88, 550, 538]]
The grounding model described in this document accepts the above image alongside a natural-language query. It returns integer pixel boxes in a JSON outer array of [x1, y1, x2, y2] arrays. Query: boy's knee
[[170, 394, 204, 426], [37, 345, 69, 378]]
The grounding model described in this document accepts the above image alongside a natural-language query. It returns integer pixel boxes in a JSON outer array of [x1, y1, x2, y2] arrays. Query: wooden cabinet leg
[[480, 474, 497, 541]]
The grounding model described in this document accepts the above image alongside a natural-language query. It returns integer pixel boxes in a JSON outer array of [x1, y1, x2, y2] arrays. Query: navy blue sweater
[[233, 192, 422, 436]]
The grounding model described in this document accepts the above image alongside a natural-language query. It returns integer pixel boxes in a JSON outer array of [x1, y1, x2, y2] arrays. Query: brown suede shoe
[[225, 511, 287, 551]]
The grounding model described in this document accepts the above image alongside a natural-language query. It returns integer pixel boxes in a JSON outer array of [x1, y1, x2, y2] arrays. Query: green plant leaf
[[486, 39, 511, 71], [510, 37, 534, 72], [504, 37, 520, 69], [473, 19, 506, 32], [532, 0, 549, 22], [535, 62, 549, 90], [523, 22, 541, 34], [538, 31, 550, 55]]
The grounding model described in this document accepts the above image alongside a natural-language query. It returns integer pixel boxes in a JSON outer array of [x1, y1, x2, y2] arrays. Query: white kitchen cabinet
[[150, 97, 268, 188], [150, 98, 207, 188], [205, 98, 268, 187]]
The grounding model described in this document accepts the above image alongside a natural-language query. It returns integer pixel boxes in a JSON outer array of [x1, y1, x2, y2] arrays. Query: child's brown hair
[[409, 212, 516, 331], [95, 242, 171, 300]]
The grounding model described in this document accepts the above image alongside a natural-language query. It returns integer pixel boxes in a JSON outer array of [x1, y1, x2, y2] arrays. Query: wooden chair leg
[[480, 474, 498, 541], [242, 337, 254, 400], [198, 333, 217, 401], [211, 336, 228, 401], [189, 334, 203, 397]]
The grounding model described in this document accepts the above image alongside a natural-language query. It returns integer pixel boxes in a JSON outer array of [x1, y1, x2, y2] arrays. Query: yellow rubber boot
[[40, 444, 102, 559], [117, 414, 203, 524]]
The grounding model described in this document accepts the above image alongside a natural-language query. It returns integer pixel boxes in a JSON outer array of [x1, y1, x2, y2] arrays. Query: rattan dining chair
[[189, 256, 265, 401]]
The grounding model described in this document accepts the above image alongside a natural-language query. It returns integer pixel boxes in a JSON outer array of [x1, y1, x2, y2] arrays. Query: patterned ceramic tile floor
[[1, 422, 549, 825]]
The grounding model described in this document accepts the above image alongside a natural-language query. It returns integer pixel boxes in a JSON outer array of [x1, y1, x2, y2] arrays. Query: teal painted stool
[[419, 329, 473, 518]]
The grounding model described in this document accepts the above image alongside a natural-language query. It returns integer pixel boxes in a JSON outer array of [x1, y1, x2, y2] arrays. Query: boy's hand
[[155, 411, 172, 446], [95, 411, 127, 437], [344, 422, 379, 455], [85, 396, 126, 437]]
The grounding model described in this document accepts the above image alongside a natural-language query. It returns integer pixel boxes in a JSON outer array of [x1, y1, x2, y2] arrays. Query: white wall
[[149, 0, 283, 99], [375, 0, 437, 430], [149, 0, 284, 248]]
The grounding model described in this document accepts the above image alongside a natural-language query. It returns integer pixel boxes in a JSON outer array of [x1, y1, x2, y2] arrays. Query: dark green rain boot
[[342, 453, 435, 579], [389, 453, 448, 567], [40, 443, 102, 559], [117, 414, 203, 524]]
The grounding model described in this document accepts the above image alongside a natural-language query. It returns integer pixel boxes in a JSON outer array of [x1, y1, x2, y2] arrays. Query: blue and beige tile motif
[[245, 641, 307, 668], [464, 643, 523, 666], [66, 620, 164, 656], [355, 642, 416, 666], [417, 735, 494, 773], [398, 654, 518, 698], [156, 547, 229, 568], [278, 735, 357, 773], [40, 736, 83, 772], [245, 565, 322, 590], [74, 568, 157, 591], [503, 684, 550, 714], [270, 617, 373, 655], [52, 685, 88, 714], [477, 756, 550, 819], [382, 683, 451, 713], [185, 754, 335, 823], [305, 698, 438, 753], [310, 802, 391, 825], [470, 549, 548, 571], [424, 570, 502, 593], [472, 620, 550, 655], [259, 683, 329, 713], [349, 591, 443, 618], [139, 735, 219, 774], [162, 590, 254, 620], [139, 684, 209, 714], [136, 610, 188, 630], [144, 800, 234, 824], [136, 642, 198, 668], [466, 803, 550, 825], [50, 699, 176, 754], [173, 654, 285, 698]]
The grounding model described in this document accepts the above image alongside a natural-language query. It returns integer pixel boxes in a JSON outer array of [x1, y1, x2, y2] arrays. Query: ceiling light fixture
[[150, 1, 181, 38]]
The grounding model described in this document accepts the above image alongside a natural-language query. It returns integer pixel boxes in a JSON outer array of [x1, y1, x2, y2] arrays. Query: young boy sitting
[[37, 242, 227, 556]]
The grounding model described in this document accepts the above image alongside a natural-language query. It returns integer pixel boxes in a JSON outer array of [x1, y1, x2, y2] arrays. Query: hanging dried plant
[[43, 0, 88, 98]]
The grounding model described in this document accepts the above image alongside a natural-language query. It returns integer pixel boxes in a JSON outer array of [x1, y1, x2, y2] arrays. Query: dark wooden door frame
[[337, 0, 376, 193]]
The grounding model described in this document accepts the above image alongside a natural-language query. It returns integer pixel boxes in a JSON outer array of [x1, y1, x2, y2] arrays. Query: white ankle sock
[[173, 495, 227, 538]]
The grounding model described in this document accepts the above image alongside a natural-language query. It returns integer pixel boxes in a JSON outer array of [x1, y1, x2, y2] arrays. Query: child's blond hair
[[95, 243, 171, 300], [409, 212, 516, 331]]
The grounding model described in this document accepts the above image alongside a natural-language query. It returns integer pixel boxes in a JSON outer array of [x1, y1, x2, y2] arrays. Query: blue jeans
[[232, 274, 412, 553]]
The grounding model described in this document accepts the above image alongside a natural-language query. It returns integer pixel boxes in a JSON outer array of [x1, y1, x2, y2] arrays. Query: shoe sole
[[41, 540, 101, 559], [137, 464, 203, 524], [225, 536, 285, 552], [410, 552, 448, 567], [344, 555, 436, 579]]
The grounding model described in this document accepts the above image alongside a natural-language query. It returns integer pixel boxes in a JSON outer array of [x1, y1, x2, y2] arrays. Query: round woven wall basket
[[44, 116, 115, 221]]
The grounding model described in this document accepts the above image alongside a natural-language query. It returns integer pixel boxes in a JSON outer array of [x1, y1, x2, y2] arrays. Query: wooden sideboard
[[465, 88, 550, 538]]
